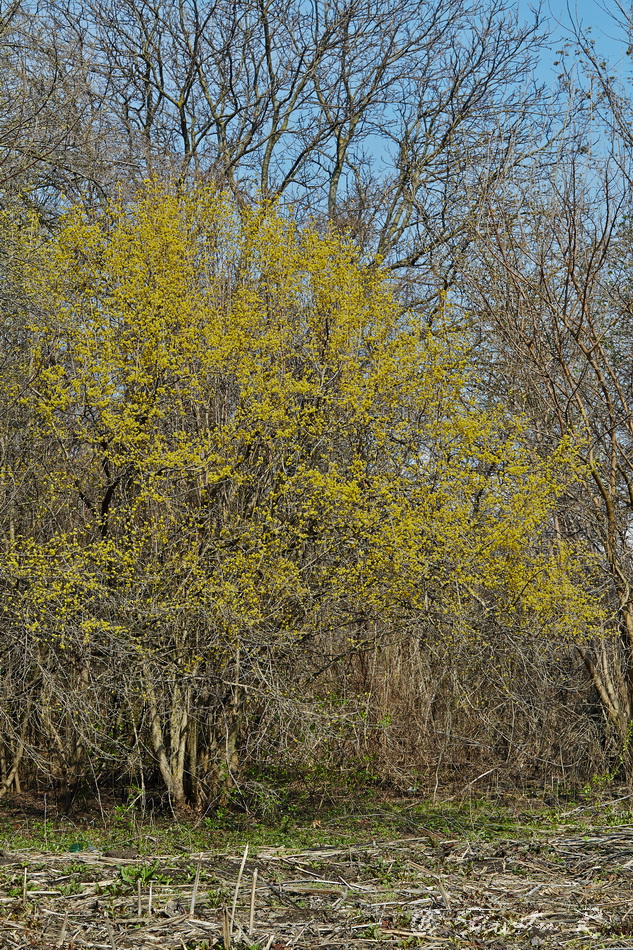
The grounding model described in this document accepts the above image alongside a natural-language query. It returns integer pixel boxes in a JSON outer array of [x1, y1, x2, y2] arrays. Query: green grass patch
[[1, 779, 632, 857]]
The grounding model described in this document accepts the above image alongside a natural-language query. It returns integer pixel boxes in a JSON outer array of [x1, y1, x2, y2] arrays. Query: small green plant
[[583, 723, 633, 796], [58, 880, 83, 896], [117, 861, 161, 887], [361, 924, 383, 940], [207, 886, 231, 905]]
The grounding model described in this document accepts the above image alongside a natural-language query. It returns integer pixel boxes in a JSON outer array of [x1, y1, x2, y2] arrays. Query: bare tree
[[461, 93, 633, 768], [28, 0, 553, 289]]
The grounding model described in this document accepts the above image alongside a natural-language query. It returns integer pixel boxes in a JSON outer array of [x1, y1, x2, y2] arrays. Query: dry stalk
[[55, 910, 68, 947], [104, 917, 117, 950], [230, 843, 249, 935], [190, 855, 202, 917], [436, 876, 451, 909], [249, 866, 258, 934], [222, 905, 231, 949]]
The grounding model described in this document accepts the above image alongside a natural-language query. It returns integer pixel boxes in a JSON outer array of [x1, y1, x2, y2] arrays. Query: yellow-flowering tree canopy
[[0, 184, 600, 805]]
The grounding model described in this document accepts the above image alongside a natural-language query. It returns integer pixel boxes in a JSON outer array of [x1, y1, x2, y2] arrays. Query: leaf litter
[[2, 821, 633, 948]]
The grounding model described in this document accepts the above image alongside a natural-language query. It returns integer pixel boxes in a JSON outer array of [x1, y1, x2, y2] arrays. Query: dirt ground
[[2, 802, 633, 949]]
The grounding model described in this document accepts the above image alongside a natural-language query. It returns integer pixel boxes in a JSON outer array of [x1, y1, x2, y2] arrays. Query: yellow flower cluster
[[0, 182, 601, 665]]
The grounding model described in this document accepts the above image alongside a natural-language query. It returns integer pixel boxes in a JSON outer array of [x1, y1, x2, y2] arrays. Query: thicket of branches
[[1, 0, 633, 812]]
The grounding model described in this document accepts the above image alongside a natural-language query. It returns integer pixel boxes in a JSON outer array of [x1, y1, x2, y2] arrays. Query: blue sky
[[540, 0, 631, 84]]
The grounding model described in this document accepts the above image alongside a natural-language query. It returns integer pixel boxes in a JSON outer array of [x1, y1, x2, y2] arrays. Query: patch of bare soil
[[2, 823, 633, 949]]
